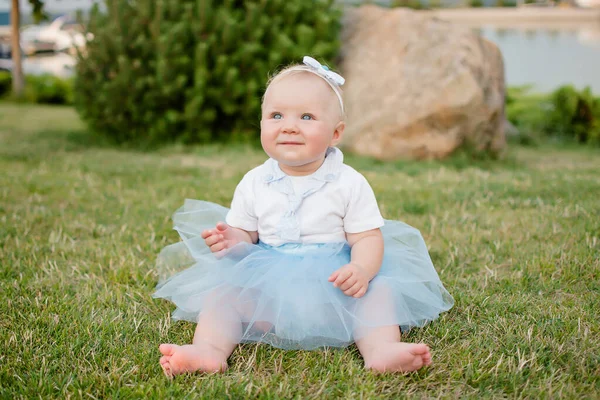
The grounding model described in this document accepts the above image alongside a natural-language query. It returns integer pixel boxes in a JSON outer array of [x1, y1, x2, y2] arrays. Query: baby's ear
[[330, 121, 345, 146]]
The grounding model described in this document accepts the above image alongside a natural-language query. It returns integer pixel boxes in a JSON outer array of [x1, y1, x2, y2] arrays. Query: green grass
[[1, 103, 599, 399]]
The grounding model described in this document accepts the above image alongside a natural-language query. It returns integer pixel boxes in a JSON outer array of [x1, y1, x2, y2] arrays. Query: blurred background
[[1, 0, 599, 151], [2, 1, 599, 90]]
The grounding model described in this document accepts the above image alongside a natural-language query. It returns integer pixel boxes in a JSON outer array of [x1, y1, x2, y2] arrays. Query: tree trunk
[[11, 0, 24, 98]]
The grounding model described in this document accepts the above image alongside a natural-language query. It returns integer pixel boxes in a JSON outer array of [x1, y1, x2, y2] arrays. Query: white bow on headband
[[303, 56, 345, 86]]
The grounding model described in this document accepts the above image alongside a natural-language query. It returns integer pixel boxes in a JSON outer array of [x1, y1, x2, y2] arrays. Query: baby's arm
[[328, 228, 384, 298], [201, 222, 258, 253]]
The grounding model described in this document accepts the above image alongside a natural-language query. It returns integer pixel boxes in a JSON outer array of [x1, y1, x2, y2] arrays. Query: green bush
[[24, 74, 74, 105], [74, 0, 342, 145], [0, 71, 11, 97], [545, 85, 600, 144], [506, 85, 549, 141], [506, 85, 600, 146], [0, 72, 73, 105]]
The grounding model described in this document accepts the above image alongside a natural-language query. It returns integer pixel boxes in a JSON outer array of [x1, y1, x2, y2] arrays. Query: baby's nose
[[282, 120, 298, 134]]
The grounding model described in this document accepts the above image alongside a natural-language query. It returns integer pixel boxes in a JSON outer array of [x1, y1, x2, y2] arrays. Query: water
[[479, 26, 600, 93]]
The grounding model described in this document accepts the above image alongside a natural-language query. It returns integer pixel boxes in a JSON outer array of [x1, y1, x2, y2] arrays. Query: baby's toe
[[161, 362, 173, 378]]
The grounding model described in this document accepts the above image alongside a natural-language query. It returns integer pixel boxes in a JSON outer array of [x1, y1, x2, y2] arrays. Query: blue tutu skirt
[[153, 200, 454, 350]]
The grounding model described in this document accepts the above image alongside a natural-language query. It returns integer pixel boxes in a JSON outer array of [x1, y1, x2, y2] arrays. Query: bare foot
[[159, 343, 228, 377], [363, 342, 432, 373]]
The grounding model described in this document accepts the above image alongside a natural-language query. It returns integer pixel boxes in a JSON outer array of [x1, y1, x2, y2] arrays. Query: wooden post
[[11, 0, 24, 98]]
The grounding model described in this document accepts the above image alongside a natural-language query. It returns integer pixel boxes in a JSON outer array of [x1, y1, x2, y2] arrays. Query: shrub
[[545, 85, 600, 144], [74, 0, 342, 145], [505, 85, 549, 141], [24, 74, 74, 105], [0, 72, 73, 105], [506, 85, 600, 146], [0, 71, 11, 98]]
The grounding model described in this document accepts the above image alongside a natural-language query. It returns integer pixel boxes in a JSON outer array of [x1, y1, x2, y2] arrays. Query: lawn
[[1, 103, 598, 399]]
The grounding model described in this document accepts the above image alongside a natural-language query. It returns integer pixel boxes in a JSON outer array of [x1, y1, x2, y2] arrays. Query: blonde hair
[[262, 64, 345, 119]]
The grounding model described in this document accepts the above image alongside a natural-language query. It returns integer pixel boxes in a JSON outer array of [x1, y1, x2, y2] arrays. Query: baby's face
[[260, 73, 344, 176]]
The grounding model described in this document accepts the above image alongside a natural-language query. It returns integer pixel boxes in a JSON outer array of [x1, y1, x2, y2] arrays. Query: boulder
[[339, 5, 506, 160]]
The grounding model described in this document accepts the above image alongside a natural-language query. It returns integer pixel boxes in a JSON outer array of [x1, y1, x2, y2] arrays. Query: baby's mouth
[[278, 142, 304, 145]]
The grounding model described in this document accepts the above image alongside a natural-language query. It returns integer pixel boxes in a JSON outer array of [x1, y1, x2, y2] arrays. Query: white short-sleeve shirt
[[226, 147, 384, 246]]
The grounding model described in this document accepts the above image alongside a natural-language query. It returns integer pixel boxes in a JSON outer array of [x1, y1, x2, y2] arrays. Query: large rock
[[339, 6, 506, 160]]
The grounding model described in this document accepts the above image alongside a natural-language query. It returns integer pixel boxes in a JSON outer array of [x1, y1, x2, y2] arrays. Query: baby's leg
[[159, 291, 242, 376], [354, 281, 431, 373]]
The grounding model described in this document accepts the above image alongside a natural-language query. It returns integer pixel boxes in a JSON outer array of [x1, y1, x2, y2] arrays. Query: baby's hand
[[328, 263, 370, 298], [201, 222, 236, 253]]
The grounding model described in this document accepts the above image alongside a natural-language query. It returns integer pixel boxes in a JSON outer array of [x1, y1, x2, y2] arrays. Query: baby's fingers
[[339, 277, 357, 291], [215, 222, 229, 233], [328, 270, 339, 282], [205, 234, 224, 247], [331, 269, 352, 288], [343, 282, 363, 297], [353, 285, 368, 298], [210, 240, 228, 253]]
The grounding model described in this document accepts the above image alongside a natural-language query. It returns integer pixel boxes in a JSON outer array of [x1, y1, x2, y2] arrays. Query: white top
[[226, 147, 384, 246]]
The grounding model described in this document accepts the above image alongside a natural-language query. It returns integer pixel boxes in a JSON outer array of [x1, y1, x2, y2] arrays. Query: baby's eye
[[301, 114, 313, 120], [272, 112, 282, 120]]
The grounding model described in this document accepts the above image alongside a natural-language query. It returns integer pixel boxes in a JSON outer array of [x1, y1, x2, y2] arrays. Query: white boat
[[21, 15, 90, 53]]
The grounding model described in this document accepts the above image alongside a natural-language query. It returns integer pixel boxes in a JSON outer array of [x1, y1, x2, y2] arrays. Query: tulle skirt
[[153, 200, 454, 350]]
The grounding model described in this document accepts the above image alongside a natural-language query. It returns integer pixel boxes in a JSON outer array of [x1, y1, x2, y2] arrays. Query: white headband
[[274, 56, 345, 115], [302, 56, 345, 115]]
